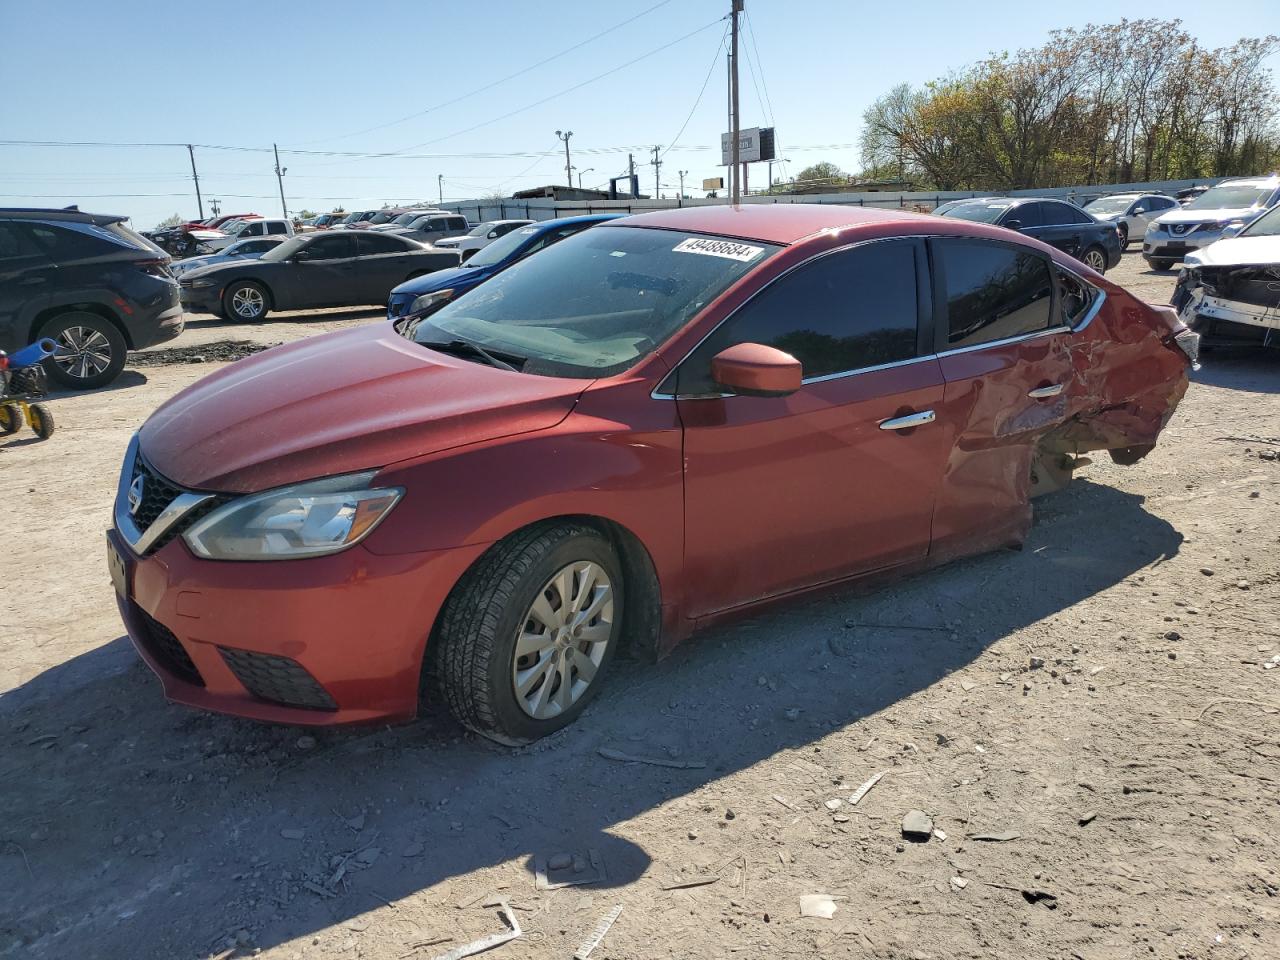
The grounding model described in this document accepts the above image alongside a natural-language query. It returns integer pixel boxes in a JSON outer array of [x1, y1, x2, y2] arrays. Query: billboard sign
[[720, 126, 776, 165]]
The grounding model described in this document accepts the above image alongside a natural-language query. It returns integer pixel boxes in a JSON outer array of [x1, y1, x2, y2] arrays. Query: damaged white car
[[1172, 202, 1280, 349]]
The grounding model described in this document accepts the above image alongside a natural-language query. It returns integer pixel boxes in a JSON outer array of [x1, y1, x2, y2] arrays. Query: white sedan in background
[[435, 219, 534, 260]]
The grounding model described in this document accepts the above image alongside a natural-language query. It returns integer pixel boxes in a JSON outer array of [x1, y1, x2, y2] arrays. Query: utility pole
[[767, 157, 787, 191], [555, 130, 574, 187], [438, 174, 443, 206], [209, 198, 221, 217], [678, 170, 687, 197], [729, 0, 743, 204], [272, 143, 288, 218], [186, 143, 204, 219], [651, 146, 662, 199]]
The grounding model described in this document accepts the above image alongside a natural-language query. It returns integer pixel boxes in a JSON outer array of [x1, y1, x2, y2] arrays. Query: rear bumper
[[109, 527, 489, 725], [128, 284, 185, 349]]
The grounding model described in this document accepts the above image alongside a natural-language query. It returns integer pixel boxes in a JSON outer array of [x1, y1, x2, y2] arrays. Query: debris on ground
[[848, 771, 885, 806], [798, 895, 841, 919], [597, 747, 707, 769], [430, 900, 521, 960], [535, 850, 605, 891], [970, 830, 1021, 842], [572, 904, 623, 960], [1078, 811, 1098, 826], [128, 340, 274, 365], [901, 810, 933, 840]]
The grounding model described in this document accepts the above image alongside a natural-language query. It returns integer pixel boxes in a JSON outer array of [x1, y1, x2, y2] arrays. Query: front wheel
[[222, 281, 270, 322], [1080, 245, 1108, 273], [1149, 258, 1176, 271], [431, 522, 623, 744], [40, 311, 127, 389], [0, 404, 22, 434], [27, 403, 54, 439]]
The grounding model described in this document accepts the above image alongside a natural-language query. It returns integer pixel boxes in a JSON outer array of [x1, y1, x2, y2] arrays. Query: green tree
[[794, 162, 847, 186], [155, 213, 184, 229]]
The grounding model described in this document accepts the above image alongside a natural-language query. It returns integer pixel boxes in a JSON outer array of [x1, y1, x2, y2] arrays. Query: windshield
[[341, 212, 364, 224], [369, 211, 398, 224], [1085, 196, 1137, 214], [939, 201, 1014, 224], [261, 237, 307, 261], [466, 222, 496, 237], [1241, 204, 1280, 238], [1186, 183, 1274, 210], [464, 225, 541, 267], [392, 212, 422, 225], [411, 227, 780, 378]]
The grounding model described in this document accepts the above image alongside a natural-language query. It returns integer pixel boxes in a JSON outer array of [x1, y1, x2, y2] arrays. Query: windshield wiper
[[418, 338, 522, 372]]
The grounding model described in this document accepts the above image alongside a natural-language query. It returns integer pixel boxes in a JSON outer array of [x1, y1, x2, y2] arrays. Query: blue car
[[387, 213, 625, 319]]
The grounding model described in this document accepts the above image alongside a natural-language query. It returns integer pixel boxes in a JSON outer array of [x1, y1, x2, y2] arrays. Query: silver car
[[169, 236, 286, 278], [1143, 176, 1280, 270], [1083, 193, 1178, 247]]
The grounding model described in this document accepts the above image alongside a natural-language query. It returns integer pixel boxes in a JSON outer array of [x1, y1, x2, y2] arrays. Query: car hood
[[138, 323, 590, 493], [1184, 234, 1280, 268], [392, 264, 488, 297], [1155, 206, 1261, 225], [1088, 210, 1124, 220]]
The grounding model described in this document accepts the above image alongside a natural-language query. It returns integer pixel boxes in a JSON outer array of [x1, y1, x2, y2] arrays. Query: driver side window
[[674, 240, 922, 396]]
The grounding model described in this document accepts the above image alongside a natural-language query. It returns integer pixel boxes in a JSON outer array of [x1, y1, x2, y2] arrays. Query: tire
[[221, 280, 270, 322], [0, 404, 22, 434], [1080, 245, 1108, 273], [40, 311, 127, 390], [27, 402, 54, 439], [1150, 258, 1176, 271], [432, 522, 624, 744]]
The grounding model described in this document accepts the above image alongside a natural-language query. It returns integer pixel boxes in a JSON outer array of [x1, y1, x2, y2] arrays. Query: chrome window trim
[[114, 434, 216, 556], [653, 245, 1107, 400]]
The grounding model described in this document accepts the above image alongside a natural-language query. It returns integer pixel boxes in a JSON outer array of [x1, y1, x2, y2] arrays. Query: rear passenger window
[[28, 224, 115, 261], [267, 222, 288, 235], [0, 222, 36, 259], [677, 240, 920, 394], [1057, 268, 1098, 328], [936, 239, 1054, 348]]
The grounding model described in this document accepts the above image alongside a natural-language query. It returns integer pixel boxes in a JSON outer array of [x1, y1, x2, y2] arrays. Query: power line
[[288, 0, 676, 146], [743, 9, 776, 126], [659, 24, 729, 162]]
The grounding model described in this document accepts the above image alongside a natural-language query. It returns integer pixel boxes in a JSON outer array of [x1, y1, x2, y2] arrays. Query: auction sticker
[[672, 237, 764, 262]]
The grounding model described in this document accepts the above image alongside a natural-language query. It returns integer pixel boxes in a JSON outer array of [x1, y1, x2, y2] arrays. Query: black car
[[178, 230, 460, 322], [0, 208, 183, 389], [936, 197, 1123, 273]]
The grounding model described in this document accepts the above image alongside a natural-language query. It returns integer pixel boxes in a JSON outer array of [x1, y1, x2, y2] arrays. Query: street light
[[577, 167, 594, 189], [555, 130, 573, 187]]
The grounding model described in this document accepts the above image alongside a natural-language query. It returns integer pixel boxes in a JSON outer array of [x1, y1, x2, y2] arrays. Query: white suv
[[1143, 176, 1280, 270], [1083, 193, 1178, 246]]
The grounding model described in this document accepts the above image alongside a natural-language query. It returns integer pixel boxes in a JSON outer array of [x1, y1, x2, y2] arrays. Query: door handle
[[879, 410, 936, 431], [1028, 384, 1064, 399]]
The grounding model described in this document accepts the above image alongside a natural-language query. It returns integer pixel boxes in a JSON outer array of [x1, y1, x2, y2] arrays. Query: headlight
[[411, 289, 454, 314], [183, 471, 403, 561]]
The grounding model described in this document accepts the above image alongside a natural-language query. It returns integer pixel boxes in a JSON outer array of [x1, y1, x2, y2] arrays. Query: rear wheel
[[1081, 245, 1108, 273], [431, 522, 623, 744], [1150, 258, 1176, 271], [0, 405, 22, 434], [222, 281, 270, 322], [40, 311, 127, 389]]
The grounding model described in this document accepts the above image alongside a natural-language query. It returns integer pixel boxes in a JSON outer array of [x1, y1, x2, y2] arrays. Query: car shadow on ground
[[40, 370, 149, 401], [1193, 349, 1280, 395], [0, 479, 1181, 958]]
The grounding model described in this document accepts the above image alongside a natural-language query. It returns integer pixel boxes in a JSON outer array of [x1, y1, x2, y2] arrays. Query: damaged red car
[[109, 205, 1195, 743]]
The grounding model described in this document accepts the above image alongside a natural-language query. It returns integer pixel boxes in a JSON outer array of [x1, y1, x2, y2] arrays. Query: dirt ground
[[2, 250, 1278, 960]]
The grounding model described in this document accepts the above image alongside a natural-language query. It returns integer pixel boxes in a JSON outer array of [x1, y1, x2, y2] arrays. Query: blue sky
[[2, 0, 1276, 229]]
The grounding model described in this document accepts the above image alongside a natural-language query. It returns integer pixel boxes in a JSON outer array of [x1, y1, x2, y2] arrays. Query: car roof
[[527, 213, 626, 230], [1219, 176, 1280, 187], [607, 203, 928, 245], [0, 206, 128, 226]]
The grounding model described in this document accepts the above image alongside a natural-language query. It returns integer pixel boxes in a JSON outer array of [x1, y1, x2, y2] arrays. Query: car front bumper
[[1178, 286, 1280, 342], [179, 284, 223, 315], [109, 525, 489, 726], [1143, 230, 1224, 262]]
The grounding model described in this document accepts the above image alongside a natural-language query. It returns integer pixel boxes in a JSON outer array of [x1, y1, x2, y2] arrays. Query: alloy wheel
[[231, 286, 265, 318], [53, 326, 114, 380], [1083, 249, 1106, 272], [511, 560, 614, 719]]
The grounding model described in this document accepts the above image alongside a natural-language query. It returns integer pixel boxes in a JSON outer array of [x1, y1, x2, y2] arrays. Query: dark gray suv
[[0, 208, 183, 388]]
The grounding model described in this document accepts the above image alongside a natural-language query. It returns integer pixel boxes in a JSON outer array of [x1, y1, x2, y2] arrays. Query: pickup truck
[[194, 218, 295, 253]]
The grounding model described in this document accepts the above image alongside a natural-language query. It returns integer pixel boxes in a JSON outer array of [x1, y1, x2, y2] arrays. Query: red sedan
[[109, 205, 1195, 742]]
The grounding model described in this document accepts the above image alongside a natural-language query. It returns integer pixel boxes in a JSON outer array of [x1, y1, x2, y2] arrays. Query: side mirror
[[1003, 219, 1023, 232], [1222, 223, 1244, 239], [710, 343, 802, 398], [487, 230, 500, 239], [293, 249, 313, 261]]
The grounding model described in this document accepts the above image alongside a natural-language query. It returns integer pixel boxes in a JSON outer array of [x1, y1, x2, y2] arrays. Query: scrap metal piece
[[430, 900, 521, 960], [848, 771, 886, 806], [572, 903, 623, 960], [534, 848, 606, 891]]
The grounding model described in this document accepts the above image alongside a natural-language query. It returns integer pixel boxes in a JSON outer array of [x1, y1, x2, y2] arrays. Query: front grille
[[128, 452, 228, 552], [1198, 265, 1280, 310], [134, 605, 205, 687], [219, 648, 337, 711]]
